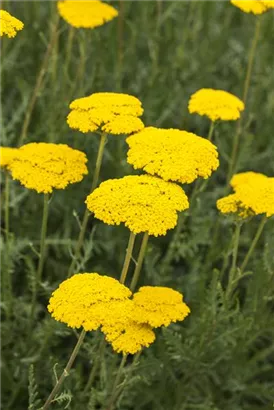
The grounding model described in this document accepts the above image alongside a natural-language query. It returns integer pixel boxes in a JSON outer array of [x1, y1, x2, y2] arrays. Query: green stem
[[83, 334, 105, 395], [160, 213, 185, 273], [120, 232, 136, 284], [130, 232, 149, 292], [5, 171, 10, 243], [67, 132, 108, 278], [37, 193, 50, 282], [105, 355, 127, 410], [42, 329, 86, 410], [227, 17, 261, 182], [240, 215, 267, 272], [65, 26, 75, 81], [207, 120, 215, 142], [18, 15, 60, 146], [226, 222, 242, 301]]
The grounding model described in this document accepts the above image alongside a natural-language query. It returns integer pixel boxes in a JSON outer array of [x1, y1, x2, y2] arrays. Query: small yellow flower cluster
[[0, 10, 24, 38], [85, 175, 189, 236], [217, 172, 274, 218], [0, 147, 20, 169], [57, 0, 118, 29], [231, 0, 274, 14], [67, 92, 144, 135], [126, 127, 219, 184], [8, 143, 88, 194], [188, 88, 244, 122], [48, 273, 190, 354]]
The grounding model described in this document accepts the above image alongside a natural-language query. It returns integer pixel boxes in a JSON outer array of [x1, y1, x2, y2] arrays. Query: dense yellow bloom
[[0, 10, 24, 38], [57, 1, 118, 29], [188, 88, 244, 121], [85, 175, 189, 236], [68, 92, 144, 135], [217, 172, 274, 218], [132, 286, 190, 328], [8, 143, 88, 194], [48, 273, 132, 331], [0, 147, 20, 169], [231, 0, 274, 14], [126, 127, 219, 184]]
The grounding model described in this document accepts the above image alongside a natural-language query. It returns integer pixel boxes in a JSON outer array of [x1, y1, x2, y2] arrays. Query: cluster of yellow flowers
[[57, 0, 118, 29], [67, 92, 144, 135], [231, 0, 274, 14], [48, 273, 190, 354], [86, 175, 189, 236], [0, 10, 24, 38], [188, 88, 245, 122], [126, 127, 219, 184], [7, 143, 88, 194], [217, 172, 274, 218]]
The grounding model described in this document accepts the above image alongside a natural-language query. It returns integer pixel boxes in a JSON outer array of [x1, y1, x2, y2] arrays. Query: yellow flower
[[48, 273, 132, 331], [231, 0, 273, 14], [0, 147, 20, 169], [132, 286, 190, 328], [85, 175, 189, 236], [8, 142, 88, 194], [188, 88, 244, 122], [57, 0, 118, 29], [126, 127, 219, 184], [0, 10, 24, 38], [68, 92, 144, 135], [217, 172, 274, 218]]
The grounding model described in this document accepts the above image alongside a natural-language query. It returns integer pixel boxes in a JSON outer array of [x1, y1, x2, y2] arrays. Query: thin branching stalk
[[42, 329, 86, 410], [120, 232, 136, 284], [207, 120, 215, 142], [18, 14, 60, 146], [105, 354, 128, 410], [227, 17, 261, 181], [240, 215, 267, 272], [226, 222, 242, 300], [130, 232, 149, 291], [83, 335, 105, 395], [67, 132, 108, 278], [5, 171, 10, 243], [37, 193, 50, 282]]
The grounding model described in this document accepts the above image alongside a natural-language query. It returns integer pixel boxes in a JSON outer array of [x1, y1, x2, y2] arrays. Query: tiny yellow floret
[[85, 175, 189, 236], [126, 127, 219, 184], [231, 0, 273, 14], [8, 142, 88, 194], [188, 88, 244, 122], [0, 10, 24, 38], [132, 286, 190, 328], [68, 92, 144, 135], [57, 0, 118, 29], [0, 147, 20, 169]]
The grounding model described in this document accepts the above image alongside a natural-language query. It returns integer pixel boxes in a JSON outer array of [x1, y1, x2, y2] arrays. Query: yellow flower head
[[188, 88, 244, 122], [0, 10, 24, 38], [231, 0, 274, 14], [67, 92, 144, 135], [85, 175, 189, 236], [217, 172, 274, 218], [8, 143, 88, 194], [0, 147, 20, 169], [57, 0, 118, 29], [48, 273, 132, 331], [126, 127, 219, 184], [132, 286, 190, 328]]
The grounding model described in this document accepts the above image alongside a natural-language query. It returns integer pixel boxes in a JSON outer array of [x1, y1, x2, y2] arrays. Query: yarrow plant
[[231, 0, 274, 14], [126, 127, 219, 184], [57, 0, 118, 29], [0, 10, 24, 38]]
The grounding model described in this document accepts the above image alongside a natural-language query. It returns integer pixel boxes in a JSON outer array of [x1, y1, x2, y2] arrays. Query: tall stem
[[18, 15, 60, 146], [37, 193, 50, 282], [226, 222, 242, 300], [67, 132, 108, 278], [83, 335, 105, 395], [130, 232, 149, 292], [105, 355, 128, 410], [207, 120, 215, 142], [5, 171, 10, 243], [120, 232, 136, 284], [227, 17, 261, 181], [42, 329, 86, 410], [240, 215, 267, 272]]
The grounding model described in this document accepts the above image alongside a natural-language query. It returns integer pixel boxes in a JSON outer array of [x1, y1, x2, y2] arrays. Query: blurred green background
[[1, 1, 274, 409]]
